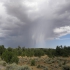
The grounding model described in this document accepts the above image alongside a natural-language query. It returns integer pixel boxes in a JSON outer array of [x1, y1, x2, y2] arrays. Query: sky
[[0, 0, 70, 48]]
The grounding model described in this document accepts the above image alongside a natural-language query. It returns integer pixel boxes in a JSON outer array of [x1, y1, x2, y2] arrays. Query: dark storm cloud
[[4, 0, 32, 23], [56, 1, 70, 15], [0, 0, 70, 48]]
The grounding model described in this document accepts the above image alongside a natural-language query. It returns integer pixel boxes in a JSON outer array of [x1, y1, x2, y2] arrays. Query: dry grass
[[18, 55, 70, 70], [0, 55, 70, 70]]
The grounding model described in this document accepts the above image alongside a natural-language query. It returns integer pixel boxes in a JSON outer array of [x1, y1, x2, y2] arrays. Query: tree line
[[0, 45, 70, 63]]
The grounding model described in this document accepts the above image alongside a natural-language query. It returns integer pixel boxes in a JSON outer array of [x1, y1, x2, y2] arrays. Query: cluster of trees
[[0, 45, 18, 64], [0, 45, 70, 63]]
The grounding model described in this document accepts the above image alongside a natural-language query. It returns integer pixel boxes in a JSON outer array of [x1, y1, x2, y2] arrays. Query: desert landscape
[[0, 45, 70, 70]]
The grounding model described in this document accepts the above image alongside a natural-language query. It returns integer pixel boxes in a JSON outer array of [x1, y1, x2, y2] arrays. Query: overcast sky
[[0, 0, 70, 48]]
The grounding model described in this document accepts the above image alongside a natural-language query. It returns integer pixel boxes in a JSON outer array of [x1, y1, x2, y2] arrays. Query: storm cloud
[[0, 0, 70, 48]]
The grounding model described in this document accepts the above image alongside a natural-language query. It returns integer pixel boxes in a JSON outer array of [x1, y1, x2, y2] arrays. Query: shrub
[[0, 61, 6, 66], [54, 65, 58, 68], [59, 63, 62, 67], [37, 65, 41, 68], [11, 55, 19, 64], [19, 65, 31, 70], [6, 64, 31, 70], [6, 63, 17, 70], [62, 61, 66, 65], [0, 58, 2, 61], [34, 49, 45, 57], [43, 67, 48, 70], [62, 64, 70, 70], [2, 61, 6, 66], [40, 65, 46, 69], [31, 59, 35, 66], [1, 51, 19, 64]]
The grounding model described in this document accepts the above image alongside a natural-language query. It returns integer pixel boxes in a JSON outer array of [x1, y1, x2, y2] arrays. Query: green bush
[[1, 51, 19, 64], [11, 55, 19, 64], [59, 63, 62, 67], [34, 49, 44, 57], [31, 59, 35, 66], [37, 65, 41, 68], [43, 67, 48, 70], [37, 65, 48, 70], [63, 65, 70, 70], [62, 61, 66, 65], [0, 45, 5, 56]]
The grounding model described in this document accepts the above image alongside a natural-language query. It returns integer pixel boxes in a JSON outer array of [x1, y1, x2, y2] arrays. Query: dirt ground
[[0, 65, 6, 70], [1, 55, 70, 70], [18, 55, 70, 70]]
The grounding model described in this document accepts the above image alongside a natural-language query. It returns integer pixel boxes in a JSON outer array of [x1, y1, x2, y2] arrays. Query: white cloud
[[54, 26, 70, 37], [54, 26, 70, 33], [0, 2, 7, 17]]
